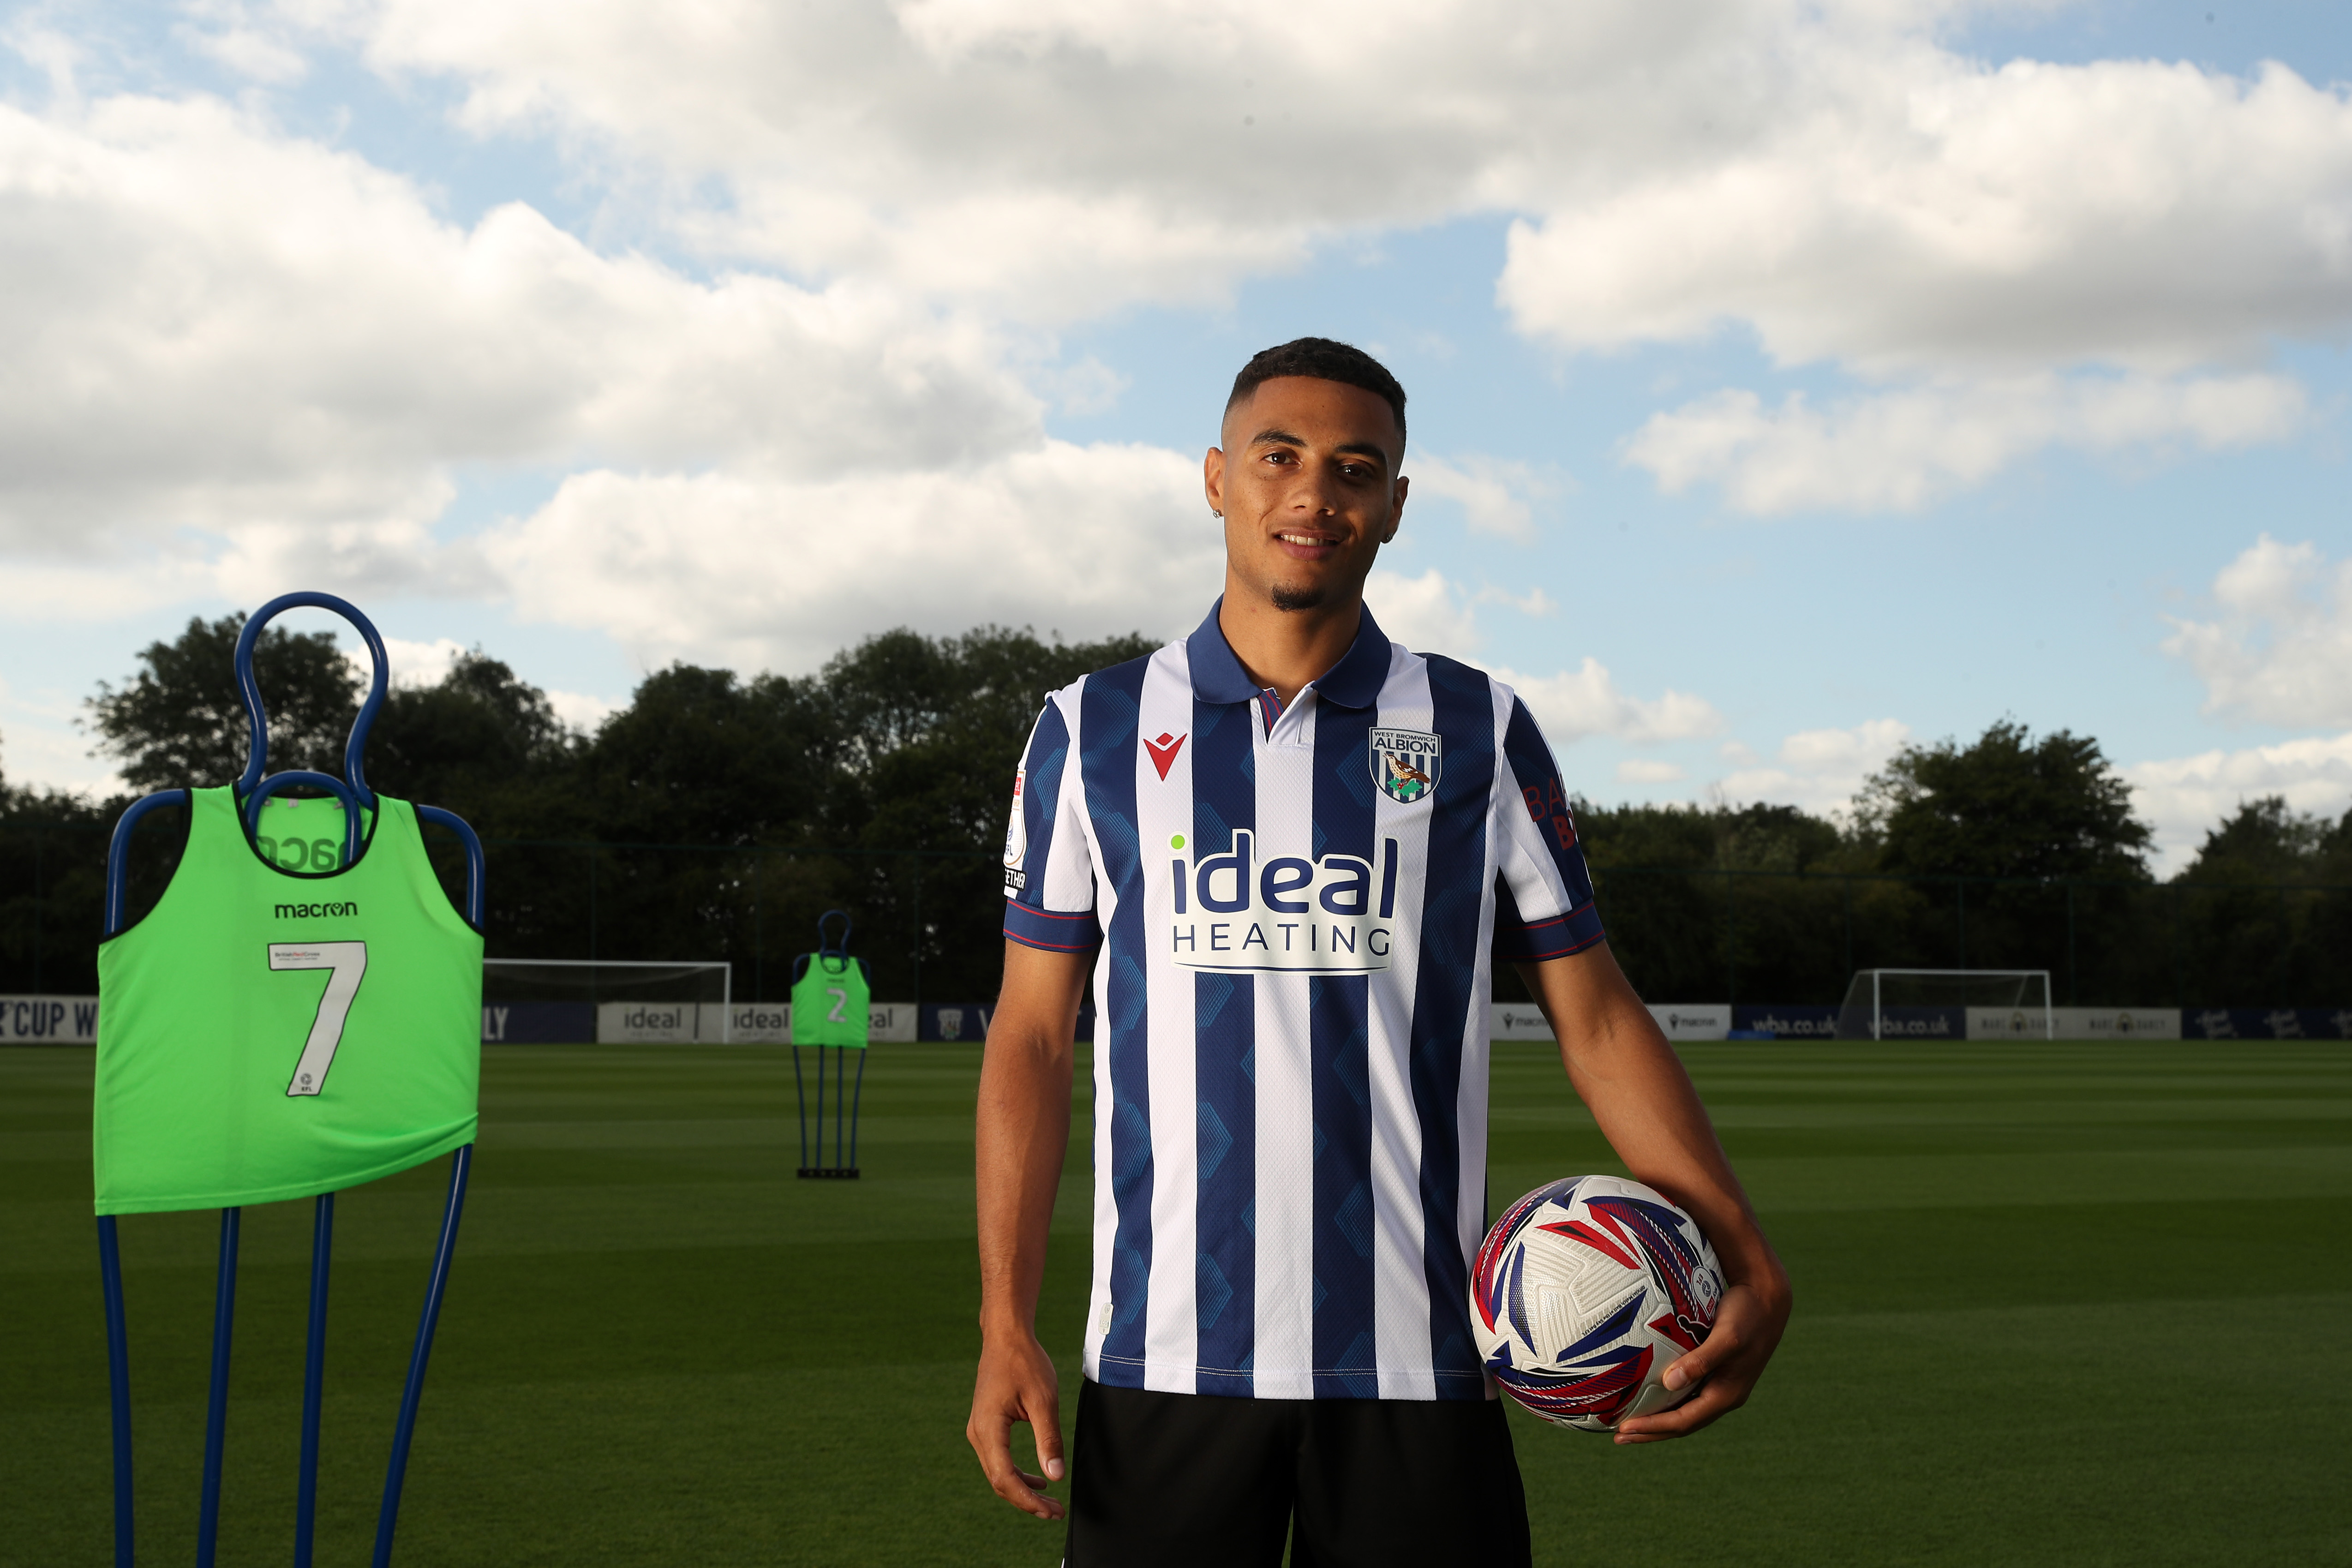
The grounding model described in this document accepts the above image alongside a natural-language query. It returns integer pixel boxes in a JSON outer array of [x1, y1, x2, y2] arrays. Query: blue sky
[[1, 0, 2348, 869]]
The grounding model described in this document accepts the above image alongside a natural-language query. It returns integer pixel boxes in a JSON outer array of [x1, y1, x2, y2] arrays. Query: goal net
[[481, 959, 732, 1044], [1835, 969, 2052, 1041]]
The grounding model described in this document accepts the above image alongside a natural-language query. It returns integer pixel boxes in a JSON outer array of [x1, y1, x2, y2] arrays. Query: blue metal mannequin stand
[[793, 909, 871, 1179], [94, 590, 485, 1568]]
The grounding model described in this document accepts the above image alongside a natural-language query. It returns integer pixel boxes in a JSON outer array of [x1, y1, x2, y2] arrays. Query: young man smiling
[[968, 338, 1790, 1566]]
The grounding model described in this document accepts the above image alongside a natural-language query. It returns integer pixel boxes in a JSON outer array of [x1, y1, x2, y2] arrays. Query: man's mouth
[[1276, 531, 1338, 551]]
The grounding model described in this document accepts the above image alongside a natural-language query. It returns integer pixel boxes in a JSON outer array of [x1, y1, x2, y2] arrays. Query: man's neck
[[1217, 580, 1364, 707]]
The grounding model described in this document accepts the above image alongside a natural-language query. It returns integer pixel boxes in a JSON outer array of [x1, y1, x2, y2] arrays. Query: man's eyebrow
[[1245, 430, 1394, 470]]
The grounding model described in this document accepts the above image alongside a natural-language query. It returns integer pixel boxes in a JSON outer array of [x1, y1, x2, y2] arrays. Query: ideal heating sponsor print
[[1151, 829, 1402, 973]]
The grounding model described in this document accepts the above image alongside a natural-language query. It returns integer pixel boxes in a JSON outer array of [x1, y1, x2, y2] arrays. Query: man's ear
[[1383, 472, 1408, 542], [1203, 445, 1227, 516]]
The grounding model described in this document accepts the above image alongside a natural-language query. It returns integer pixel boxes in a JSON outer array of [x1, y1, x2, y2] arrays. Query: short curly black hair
[[1226, 337, 1406, 446]]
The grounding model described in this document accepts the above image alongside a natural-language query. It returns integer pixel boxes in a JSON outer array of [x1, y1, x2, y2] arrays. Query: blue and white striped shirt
[[1003, 601, 1604, 1401]]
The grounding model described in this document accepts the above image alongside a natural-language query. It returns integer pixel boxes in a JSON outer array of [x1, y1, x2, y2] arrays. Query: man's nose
[[1288, 465, 1341, 515]]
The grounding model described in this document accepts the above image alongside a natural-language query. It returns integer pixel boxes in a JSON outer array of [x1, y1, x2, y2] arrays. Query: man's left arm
[[1515, 942, 1792, 1445]]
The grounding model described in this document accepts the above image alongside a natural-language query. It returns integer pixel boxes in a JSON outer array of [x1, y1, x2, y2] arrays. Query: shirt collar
[[1185, 596, 1392, 711]]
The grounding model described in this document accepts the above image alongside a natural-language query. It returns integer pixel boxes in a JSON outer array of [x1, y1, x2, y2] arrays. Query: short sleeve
[[1491, 697, 1606, 963], [1002, 693, 1103, 953]]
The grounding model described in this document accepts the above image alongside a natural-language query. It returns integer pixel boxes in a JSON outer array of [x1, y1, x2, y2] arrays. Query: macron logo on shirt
[[1144, 731, 1185, 780]]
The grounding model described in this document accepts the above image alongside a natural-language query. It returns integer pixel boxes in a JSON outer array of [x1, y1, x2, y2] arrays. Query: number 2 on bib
[[826, 987, 849, 1024], [269, 940, 368, 1096]]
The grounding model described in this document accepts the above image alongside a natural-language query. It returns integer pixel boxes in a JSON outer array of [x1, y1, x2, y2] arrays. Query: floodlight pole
[[1841, 876, 1853, 987], [1723, 869, 1736, 1008], [2066, 880, 2078, 1007]]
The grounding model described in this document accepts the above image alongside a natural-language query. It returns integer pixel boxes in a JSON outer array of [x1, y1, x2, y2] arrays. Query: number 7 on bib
[[270, 941, 368, 1096]]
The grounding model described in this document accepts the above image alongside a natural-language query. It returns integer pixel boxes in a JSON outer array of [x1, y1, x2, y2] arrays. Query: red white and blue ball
[[1470, 1175, 1724, 1431]]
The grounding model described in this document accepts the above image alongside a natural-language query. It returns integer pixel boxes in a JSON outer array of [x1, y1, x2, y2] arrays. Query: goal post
[[1836, 969, 2053, 1041]]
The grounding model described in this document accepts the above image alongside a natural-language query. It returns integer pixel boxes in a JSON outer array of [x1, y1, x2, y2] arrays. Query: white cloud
[[1364, 567, 1483, 654], [0, 551, 223, 624], [1623, 373, 2309, 514], [336, 2, 2352, 366], [1362, 571, 1708, 753], [1406, 453, 1556, 541], [1616, 758, 1685, 784], [0, 718, 121, 797], [2125, 733, 2352, 874], [1035, 356, 1130, 418], [179, 3, 312, 84], [479, 440, 1217, 673], [359, 636, 470, 689], [1715, 718, 1911, 815], [1, 0, 2347, 802], [545, 688, 621, 732], [2162, 534, 2352, 730], [1499, 55, 2352, 376], [315, 0, 2352, 515], [0, 90, 1041, 599], [1493, 658, 1724, 745], [1357, 566, 1716, 747], [1475, 584, 1555, 618], [0, 673, 122, 797], [0, 4, 2339, 541]]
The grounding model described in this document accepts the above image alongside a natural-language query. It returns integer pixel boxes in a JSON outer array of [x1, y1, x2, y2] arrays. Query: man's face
[[1206, 376, 1407, 614]]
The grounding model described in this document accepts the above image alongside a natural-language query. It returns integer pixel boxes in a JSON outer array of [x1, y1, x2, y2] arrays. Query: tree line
[[5, 614, 2350, 1007]]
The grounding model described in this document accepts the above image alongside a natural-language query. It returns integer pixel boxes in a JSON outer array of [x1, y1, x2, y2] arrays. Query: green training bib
[[94, 787, 483, 1215], [790, 955, 870, 1048]]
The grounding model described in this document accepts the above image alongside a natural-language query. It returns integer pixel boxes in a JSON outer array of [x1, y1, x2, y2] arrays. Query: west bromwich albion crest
[[1369, 728, 1442, 804]]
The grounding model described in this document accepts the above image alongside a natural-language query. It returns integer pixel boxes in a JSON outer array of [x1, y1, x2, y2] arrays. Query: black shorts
[[1064, 1379, 1532, 1568]]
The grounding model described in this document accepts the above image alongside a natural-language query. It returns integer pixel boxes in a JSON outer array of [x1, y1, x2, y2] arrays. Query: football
[[1469, 1175, 1725, 1431]]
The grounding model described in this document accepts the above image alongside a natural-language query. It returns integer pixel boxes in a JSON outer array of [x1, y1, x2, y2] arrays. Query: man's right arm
[[966, 938, 1091, 1521]]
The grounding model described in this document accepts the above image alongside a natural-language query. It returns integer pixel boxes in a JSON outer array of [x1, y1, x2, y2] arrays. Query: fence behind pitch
[[8, 818, 2352, 1012]]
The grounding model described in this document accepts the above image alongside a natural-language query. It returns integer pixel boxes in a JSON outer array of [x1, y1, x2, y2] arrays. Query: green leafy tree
[[2312, 810, 2352, 1007], [86, 613, 361, 791], [2177, 796, 2330, 883], [370, 651, 574, 811], [2171, 796, 2351, 1008], [1571, 799, 1858, 1004], [0, 730, 119, 993], [363, 654, 587, 959], [553, 626, 1158, 1000], [1857, 719, 2151, 882], [1854, 719, 2154, 998], [813, 627, 1158, 1000]]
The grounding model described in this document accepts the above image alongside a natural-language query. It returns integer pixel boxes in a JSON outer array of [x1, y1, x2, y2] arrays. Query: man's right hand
[[971, 940, 1087, 1520], [967, 1329, 1066, 1520]]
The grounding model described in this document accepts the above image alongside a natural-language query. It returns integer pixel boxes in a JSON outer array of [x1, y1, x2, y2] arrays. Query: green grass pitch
[[4, 1039, 2349, 1566]]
